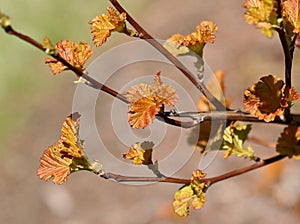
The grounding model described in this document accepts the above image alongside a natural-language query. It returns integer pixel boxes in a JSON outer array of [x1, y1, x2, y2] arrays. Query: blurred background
[[1, 0, 300, 223]]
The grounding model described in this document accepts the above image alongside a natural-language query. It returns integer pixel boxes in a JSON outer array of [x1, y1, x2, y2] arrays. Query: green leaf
[[276, 124, 300, 159], [222, 122, 256, 160]]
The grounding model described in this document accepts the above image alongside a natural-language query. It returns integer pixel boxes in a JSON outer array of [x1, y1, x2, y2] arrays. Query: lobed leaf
[[173, 170, 207, 217], [126, 72, 178, 129], [37, 146, 72, 184], [276, 124, 300, 159], [45, 40, 93, 75], [123, 142, 154, 165], [222, 122, 256, 160], [37, 113, 97, 184], [89, 7, 126, 47], [282, 0, 300, 33], [243, 75, 299, 122], [164, 21, 217, 56], [243, 0, 278, 37]]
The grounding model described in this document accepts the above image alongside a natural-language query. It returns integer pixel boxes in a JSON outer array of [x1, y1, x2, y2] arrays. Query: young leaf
[[244, 75, 300, 122], [126, 72, 178, 129], [37, 113, 99, 184], [222, 122, 256, 160], [173, 170, 207, 217], [282, 0, 300, 33], [276, 124, 300, 159], [123, 141, 154, 165], [243, 0, 278, 37], [45, 40, 93, 75], [37, 146, 72, 184], [89, 7, 126, 47], [164, 21, 217, 57]]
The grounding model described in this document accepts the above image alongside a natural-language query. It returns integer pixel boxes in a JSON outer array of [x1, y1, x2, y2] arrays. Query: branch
[[98, 154, 287, 186], [110, 0, 227, 111], [1, 22, 202, 128], [163, 110, 300, 125], [205, 154, 287, 185], [2, 24, 129, 104]]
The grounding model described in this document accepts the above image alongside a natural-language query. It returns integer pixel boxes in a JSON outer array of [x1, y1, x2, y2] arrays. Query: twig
[[99, 154, 287, 186], [1, 23, 204, 128], [110, 0, 227, 111], [205, 154, 287, 185], [163, 110, 300, 125]]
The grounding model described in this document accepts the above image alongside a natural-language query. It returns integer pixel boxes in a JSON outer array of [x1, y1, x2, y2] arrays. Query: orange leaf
[[244, 75, 289, 122], [123, 142, 154, 165], [45, 40, 93, 75], [89, 7, 126, 47], [37, 146, 72, 184], [165, 21, 217, 56], [37, 113, 94, 184], [58, 112, 84, 158], [126, 72, 178, 129]]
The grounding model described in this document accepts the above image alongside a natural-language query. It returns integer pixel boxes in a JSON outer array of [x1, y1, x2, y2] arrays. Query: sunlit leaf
[[173, 170, 207, 217], [222, 122, 256, 160], [126, 72, 178, 129], [276, 124, 300, 159], [45, 40, 93, 75], [243, 75, 299, 122], [37, 113, 100, 184], [37, 146, 72, 184], [173, 185, 194, 217], [243, 0, 278, 37], [89, 7, 126, 47], [123, 141, 154, 165], [282, 0, 300, 33], [165, 21, 217, 56]]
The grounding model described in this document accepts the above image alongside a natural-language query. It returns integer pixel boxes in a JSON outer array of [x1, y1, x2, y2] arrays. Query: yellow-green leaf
[[173, 170, 207, 217], [243, 0, 278, 37], [222, 122, 256, 160]]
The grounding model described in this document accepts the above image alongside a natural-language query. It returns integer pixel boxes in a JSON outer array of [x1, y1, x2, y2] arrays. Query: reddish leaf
[[37, 146, 72, 184], [37, 113, 97, 184], [276, 125, 300, 159], [45, 40, 93, 75], [243, 75, 299, 122], [126, 72, 178, 129]]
